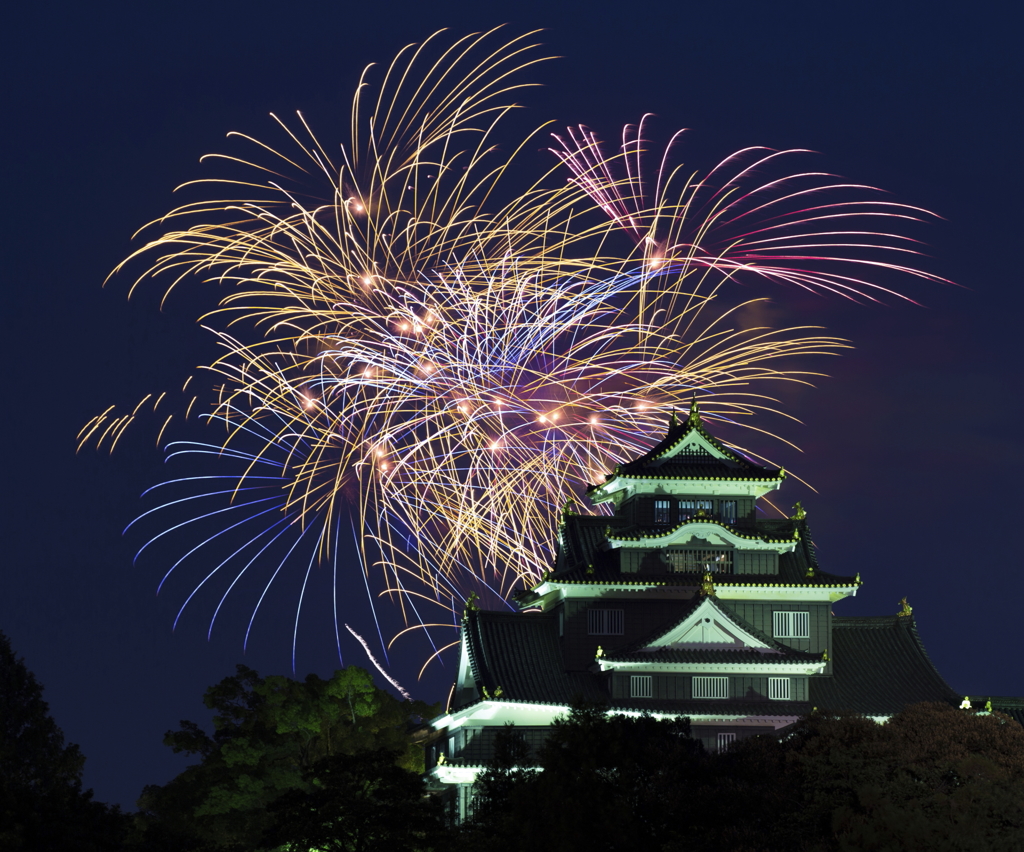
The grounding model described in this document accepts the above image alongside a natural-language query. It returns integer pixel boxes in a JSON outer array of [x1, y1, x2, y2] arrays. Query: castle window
[[768, 677, 791, 700], [717, 732, 737, 751], [692, 676, 729, 699], [773, 611, 810, 639], [666, 549, 732, 573], [679, 499, 713, 520], [588, 608, 624, 635], [630, 675, 653, 698], [720, 500, 737, 524], [653, 499, 671, 525]]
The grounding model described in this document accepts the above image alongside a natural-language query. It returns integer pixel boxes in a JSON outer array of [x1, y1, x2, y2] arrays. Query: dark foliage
[[458, 700, 1024, 852], [0, 630, 129, 851], [134, 665, 437, 850], [263, 747, 444, 852]]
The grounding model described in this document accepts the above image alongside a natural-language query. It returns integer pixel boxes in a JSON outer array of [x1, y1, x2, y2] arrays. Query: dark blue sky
[[4, 0, 1021, 810]]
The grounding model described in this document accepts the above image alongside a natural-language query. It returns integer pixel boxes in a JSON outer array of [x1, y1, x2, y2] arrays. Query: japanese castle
[[426, 399, 1013, 814]]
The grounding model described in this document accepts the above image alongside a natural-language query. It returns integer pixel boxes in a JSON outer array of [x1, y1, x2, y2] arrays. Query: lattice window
[[720, 500, 737, 525], [692, 676, 729, 699], [666, 549, 733, 574], [768, 677, 791, 700], [653, 499, 672, 525], [717, 732, 737, 751], [773, 611, 810, 639], [588, 608, 624, 635], [630, 675, 653, 698], [679, 499, 714, 520]]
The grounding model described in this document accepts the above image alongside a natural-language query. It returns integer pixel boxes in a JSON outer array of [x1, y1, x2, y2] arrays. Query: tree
[[0, 630, 127, 851], [136, 665, 437, 850], [461, 701, 1024, 852], [263, 748, 444, 852], [464, 700, 703, 851]]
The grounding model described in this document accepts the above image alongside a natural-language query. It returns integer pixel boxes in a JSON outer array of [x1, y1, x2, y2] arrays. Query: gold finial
[[897, 597, 913, 618], [437, 751, 447, 765], [595, 645, 605, 658], [669, 409, 678, 430], [481, 686, 491, 699], [464, 592, 480, 616], [821, 648, 829, 662], [805, 564, 815, 578], [854, 572, 861, 585], [494, 686, 504, 699], [688, 393, 700, 422], [985, 699, 993, 712], [699, 569, 715, 596], [791, 502, 807, 521]]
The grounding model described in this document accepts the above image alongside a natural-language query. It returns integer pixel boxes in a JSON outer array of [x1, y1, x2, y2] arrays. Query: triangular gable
[[645, 597, 774, 651], [652, 427, 736, 464]]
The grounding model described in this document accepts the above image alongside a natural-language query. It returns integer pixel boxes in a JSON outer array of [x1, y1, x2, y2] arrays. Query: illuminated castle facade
[[426, 399, 970, 818]]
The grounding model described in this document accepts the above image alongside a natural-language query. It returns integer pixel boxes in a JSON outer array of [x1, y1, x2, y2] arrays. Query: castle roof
[[587, 398, 782, 499], [810, 615, 960, 716]]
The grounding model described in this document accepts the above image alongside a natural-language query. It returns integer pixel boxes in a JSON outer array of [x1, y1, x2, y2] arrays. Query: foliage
[[0, 630, 128, 851], [459, 701, 1024, 852], [135, 665, 437, 850], [465, 699, 702, 851], [263, 748, 444, 852]]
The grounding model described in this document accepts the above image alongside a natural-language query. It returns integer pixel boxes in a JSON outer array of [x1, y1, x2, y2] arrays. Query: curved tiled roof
[[810, 615, 960, 715], [459, 610, 605, 708]]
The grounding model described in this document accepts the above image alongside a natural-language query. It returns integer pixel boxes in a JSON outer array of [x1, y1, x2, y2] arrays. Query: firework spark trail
[[83, 29, 947, 673], [346, 624, 411, 700]]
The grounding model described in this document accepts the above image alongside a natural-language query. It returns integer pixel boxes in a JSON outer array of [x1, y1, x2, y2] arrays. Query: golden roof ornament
[[481, 685, 491, 699], [821, 648, 830, 662], [464, 592, 480, 616], [688, 393, 700, 423], [494, 686, 504, 699], [595, 645, 605, 658], [791, 501, 807, 521], [699, 569, 715, 596], [669, 409, 678, 430], [437, 751, 447, 765], [959, 697, 972, 710], [897, 597, 913, 618], [985, 699, 993, 712]]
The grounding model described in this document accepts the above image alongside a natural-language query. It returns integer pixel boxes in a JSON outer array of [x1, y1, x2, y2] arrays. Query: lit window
[[588, 608, 624, 635], [692, 676, 729, 699], [653, 499, 671, 525], [666, 549, 733, 574], [679, 499, 713, 520], [630, 675, 653, 698], [720, 500, 737, 525], [773, 611, 810, 639], [717, 732, 737, 752], [768, 677, 791, 700]]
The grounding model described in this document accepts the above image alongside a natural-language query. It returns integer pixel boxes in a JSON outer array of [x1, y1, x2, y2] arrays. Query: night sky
[[5, 0, 1022, 810]]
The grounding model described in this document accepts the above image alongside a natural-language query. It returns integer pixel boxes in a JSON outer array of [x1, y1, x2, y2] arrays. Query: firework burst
[[82, 29, 943, 673]]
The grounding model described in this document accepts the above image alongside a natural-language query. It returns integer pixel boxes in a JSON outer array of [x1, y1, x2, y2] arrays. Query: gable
[[646, 597, 773, 651], [651, 430, 733, 462]]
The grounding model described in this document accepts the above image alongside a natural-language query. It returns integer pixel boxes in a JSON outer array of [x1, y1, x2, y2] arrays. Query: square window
[[653, 499, 671, 525], [773, 611, 810, 639], [717, 732, 737, 752], [720, 500, 737, 525], [768, 677, 791, 700], [630, 675, 653, 698], [692, 676, 729, 699]]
